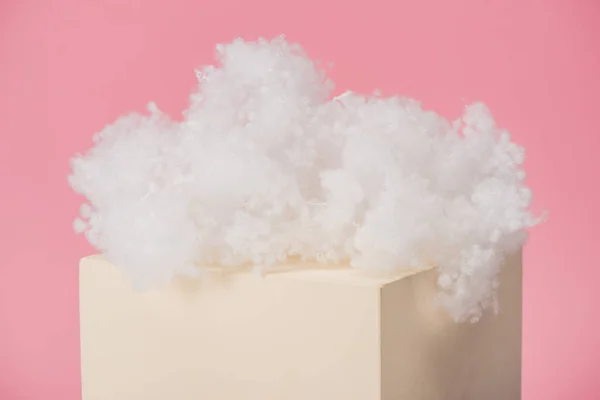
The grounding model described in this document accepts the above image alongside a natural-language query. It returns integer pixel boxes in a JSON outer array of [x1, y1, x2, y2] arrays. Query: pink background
[[1, 0, 599, 398]]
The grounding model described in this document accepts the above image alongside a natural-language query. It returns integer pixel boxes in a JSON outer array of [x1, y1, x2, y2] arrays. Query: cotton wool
[[68, 36, 541, 322]]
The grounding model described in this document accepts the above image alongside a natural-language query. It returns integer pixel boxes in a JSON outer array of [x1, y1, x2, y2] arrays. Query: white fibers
[[68, 36, 541, 322]]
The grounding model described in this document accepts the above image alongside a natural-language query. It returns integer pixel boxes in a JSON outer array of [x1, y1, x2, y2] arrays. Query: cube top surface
[[80, 254, 429, 288]]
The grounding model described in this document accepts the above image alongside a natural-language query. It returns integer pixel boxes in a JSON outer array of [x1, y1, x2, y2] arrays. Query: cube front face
[[80, 256, 384, 400], [80, 253, 522, 400]]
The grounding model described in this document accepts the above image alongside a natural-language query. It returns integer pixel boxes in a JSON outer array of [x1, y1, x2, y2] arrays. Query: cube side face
[[80, 256, 382, 400], [380, 252, 522, 400]]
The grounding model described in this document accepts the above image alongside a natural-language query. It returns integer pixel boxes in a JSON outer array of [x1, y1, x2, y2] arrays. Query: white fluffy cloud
[[69, 36, 541, 322]]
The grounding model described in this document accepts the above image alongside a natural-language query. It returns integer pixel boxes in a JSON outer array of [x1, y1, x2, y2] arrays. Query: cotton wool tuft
[[69, 36, 541, 322]]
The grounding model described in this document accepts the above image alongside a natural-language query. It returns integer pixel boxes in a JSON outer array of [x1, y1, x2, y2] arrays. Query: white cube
[[80, 252, 521, 400]]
